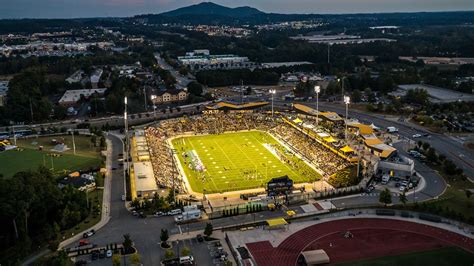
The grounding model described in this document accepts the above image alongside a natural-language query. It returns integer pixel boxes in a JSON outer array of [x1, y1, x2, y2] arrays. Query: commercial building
[[90, 69, 103, 89], [58, 88, 107, 106], [392, 84, 474, 103], [0, 81, 9, 107], [178, 50, 255, 70], [133, 161, 158, 198], [375, 154, 415, 178], [151, 89, 188, 105], [290, 34, 395, 45]]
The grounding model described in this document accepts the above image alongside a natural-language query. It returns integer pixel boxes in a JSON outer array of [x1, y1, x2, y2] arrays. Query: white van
[[381, 174, 390, 184]]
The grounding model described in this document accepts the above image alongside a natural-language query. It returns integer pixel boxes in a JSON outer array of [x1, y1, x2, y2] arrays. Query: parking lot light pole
[[151, 95, 157, 118], [269, 89, 276, 117], [344, 96, 350, 140], [314, 85, 320, 127]]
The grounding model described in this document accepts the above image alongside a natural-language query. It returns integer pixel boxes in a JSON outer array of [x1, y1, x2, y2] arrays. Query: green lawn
[[171, 131, 321, 193], [337, 247, 474, 266], [0, 135, 102, 178]]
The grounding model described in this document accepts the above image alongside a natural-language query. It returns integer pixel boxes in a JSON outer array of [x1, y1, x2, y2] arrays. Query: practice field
[[171, 130, 322, 193], [339, 247, 474, 266], [0, 135, 102, 178]]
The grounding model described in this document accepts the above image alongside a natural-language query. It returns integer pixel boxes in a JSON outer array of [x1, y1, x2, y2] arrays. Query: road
[[154, 53, 194, 89]]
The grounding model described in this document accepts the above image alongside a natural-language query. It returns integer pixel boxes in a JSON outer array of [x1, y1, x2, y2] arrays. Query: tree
[[204, 223, 213, 238], [399, 192, 408, 206], [351, 89, 362, 103], [187, 81, 203, 96], [48, 240, 59, 252], [379, 188, 392, 206], [466, 190, 472, 199], [123, 234, 133, 254], [130, 253, 141, 265], [426, 148, 438, 163], [181, 246, 191, 256], [160, 229, 169, 243], [112, 254, 121, 266], [164, 249, 175, 260], [422, 142, 430, 151]]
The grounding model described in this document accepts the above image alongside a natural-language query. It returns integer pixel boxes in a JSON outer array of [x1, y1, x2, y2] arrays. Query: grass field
[[171, 130, 322, 193], [337, 247, 474, 266], [0, 135, 102, 178]]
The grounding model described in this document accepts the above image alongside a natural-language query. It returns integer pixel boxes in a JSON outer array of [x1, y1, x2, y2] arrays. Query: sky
[[0, 0, 473, 19]]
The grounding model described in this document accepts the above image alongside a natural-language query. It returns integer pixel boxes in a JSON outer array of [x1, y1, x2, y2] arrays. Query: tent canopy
[[300, 249, 330, 265], [293, 118, 303, 124], [266, 218, 288, 227], [323, 136, 337, 143], [340, 146, 354, 153]]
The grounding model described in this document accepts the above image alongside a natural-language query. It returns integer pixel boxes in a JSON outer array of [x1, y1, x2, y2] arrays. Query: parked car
[[197, 234, 204, 242], [412, 134, 422, 138], [79, 240, 90, 246], [166, 209, 182, 216], [83, 230, 95, 238], [106, 250, 113, 258], [399, 186, 406, 192], [91, 251, 99, 260], [154, 211, 164, 217]]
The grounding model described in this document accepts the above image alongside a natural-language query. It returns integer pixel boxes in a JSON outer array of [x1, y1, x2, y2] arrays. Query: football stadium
[[139, 103, 359, 198]]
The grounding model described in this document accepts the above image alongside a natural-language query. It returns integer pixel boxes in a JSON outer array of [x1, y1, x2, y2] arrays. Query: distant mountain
[[160, 2, 264, 18]]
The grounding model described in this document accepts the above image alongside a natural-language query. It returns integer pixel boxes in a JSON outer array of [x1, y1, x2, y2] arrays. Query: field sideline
[[171, 130, 322, 193]]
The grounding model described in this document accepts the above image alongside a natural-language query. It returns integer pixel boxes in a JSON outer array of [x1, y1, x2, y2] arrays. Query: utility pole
[[344, 96, 350, 140], [71, 129, 76, 155], [143, 86, 147, 111], [29, 98, 34, 123], [327, 44, 330, 64], [240, 79, 244, 103]]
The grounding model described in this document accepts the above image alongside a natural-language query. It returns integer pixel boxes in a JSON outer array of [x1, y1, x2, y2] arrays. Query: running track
[[246, 218, 474, 265]]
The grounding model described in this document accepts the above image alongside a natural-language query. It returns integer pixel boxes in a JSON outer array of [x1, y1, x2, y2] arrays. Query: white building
[[178, 50, 254, 71], [58, 88, 107, 106], [133, 161, 158, 198]]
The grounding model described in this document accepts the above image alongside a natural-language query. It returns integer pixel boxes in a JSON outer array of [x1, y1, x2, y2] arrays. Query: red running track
[[246, 218, 474, 266]]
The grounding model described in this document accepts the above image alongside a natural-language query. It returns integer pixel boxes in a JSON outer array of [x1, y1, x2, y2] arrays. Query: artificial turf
[[171, 130, 322, 193]]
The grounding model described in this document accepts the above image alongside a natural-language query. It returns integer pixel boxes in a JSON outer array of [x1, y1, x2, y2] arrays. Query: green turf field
[[337, 247, 474, 266], [171, 130, 322, 193], [0, 135, 102, 178]]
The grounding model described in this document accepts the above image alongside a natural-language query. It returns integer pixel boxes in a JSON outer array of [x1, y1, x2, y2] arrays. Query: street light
[[269, 89, 276, 117], [344, 95, 350, 140], [338, 77, 345, 103], [151, 95, 157, 118], [314, 85, 320, 127]]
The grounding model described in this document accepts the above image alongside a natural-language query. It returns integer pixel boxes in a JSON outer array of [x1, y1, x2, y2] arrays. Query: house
[[151, 90, 188, 105]]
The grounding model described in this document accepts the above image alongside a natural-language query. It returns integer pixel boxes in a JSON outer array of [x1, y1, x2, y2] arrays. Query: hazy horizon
[[0, 0, 473, 19]]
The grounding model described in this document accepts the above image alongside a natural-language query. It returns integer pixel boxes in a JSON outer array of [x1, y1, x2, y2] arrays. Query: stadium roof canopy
[[340, 146, 354, 153], [347, 122, 374, 135], [324, 136, 337, 143], [293, 118, 303, 124], [206, 101, 269, 110], [266, 218, 288, 227], [300, 249, 330, 265], [319, 111, 343, 122]]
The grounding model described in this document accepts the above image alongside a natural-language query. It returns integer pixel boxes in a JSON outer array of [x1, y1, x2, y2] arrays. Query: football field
[[171, 131, 322, 193]]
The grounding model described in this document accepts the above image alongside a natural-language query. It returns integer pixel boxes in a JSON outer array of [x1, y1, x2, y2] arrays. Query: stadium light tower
[[151, 95, 157, 118], [314, 85, 320, 127], [269, 89, 276, 117], [123, 96, 129, 201], [344, 95, 350, 140]]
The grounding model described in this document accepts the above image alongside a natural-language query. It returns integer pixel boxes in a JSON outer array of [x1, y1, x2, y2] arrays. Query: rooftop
[[133, 161, 158, 192]]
